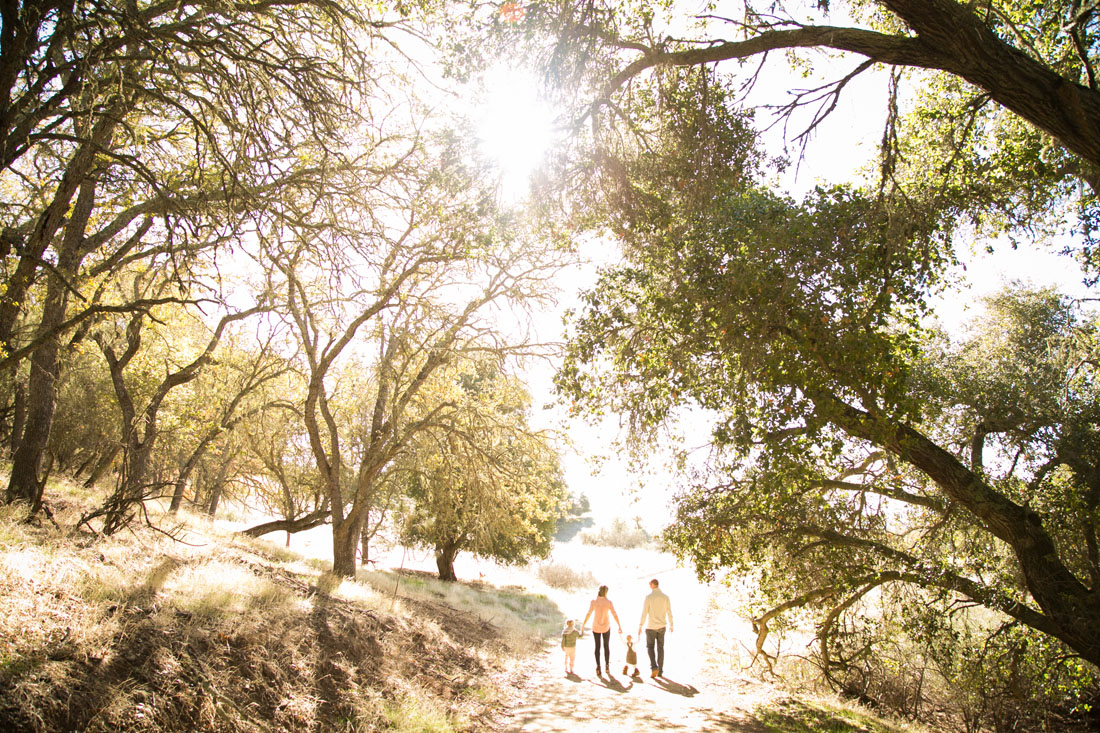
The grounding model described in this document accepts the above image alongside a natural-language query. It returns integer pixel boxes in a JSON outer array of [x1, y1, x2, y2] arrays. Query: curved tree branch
[[593, 0, 1100, 193]]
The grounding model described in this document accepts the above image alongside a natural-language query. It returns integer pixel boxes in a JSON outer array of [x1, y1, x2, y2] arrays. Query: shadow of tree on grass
[[309, 582, 384, 726]]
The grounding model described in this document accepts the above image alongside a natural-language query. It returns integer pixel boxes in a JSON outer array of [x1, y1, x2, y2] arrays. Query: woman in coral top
[[581, 584, 622, 676]]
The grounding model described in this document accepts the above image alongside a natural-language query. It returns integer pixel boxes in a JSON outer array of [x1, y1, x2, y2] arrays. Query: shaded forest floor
[[0, 486, 928, 732]]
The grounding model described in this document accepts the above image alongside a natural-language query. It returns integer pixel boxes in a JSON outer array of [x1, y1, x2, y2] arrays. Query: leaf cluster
[[400, 363, 567, 566]]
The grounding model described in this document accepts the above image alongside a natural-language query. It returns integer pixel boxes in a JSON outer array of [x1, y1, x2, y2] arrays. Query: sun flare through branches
[[473, 68, 557, 203]]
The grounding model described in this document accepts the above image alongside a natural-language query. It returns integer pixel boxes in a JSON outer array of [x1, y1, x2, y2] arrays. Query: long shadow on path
[[588, 673, 633, 694], [654, 677, 699, 697], [505, 648, 790, 732]]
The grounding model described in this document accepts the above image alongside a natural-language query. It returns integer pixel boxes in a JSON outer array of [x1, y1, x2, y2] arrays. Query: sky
[[469, 9, 1095, 533]]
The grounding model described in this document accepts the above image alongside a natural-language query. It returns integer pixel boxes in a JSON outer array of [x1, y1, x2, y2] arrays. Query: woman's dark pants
[[593, 630, 610, 670]]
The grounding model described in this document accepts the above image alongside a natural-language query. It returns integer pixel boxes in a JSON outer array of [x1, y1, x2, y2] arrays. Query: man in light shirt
[[637, 578, 673, 678]]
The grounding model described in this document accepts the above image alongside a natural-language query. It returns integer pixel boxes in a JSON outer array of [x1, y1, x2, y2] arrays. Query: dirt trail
[[498, 558, 781, 732]]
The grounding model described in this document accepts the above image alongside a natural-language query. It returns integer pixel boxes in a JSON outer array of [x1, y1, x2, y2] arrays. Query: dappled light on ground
[[0, 508, 524, 732], [493, 542, 921, 732], [335, 539, 922, 731], [497, 549, 750, 730]]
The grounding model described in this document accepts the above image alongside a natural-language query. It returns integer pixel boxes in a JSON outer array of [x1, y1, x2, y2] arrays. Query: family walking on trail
[[561, 578, 674, 679]]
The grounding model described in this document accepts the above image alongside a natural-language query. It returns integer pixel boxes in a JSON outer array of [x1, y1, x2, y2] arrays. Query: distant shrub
[[536, 562, 596, 590], [564, 492, 590, 517], [579, 518, 653, 549]]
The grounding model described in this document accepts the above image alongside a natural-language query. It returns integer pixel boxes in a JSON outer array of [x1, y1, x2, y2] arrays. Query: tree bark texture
[[0, 104, 123, 351], [6, 178, 97, 508], [827, 396, 1100, 667], [883, 0, 1100, 180], [332, 516, 363, 578], [168, 477, 189, 514], [435, 541, 459, 582], [8, 381, 24, 456]]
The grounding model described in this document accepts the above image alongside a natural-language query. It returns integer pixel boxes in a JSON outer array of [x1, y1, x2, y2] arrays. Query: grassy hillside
[[0, 482, 559, 732]]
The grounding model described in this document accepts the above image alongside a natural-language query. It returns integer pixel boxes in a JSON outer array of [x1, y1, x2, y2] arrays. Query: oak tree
[[266, 137, 568, 577], [400, 363, 566, 581]]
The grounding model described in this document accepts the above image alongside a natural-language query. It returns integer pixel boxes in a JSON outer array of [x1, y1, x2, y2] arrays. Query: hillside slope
[[0, 498, 532, 732]]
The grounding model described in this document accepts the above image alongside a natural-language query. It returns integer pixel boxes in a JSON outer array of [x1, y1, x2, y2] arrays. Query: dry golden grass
[[358, 568, 565, 657], [0, 478, 531, 732]]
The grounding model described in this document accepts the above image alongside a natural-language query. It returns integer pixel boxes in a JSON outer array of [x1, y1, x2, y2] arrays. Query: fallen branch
[[237, 508, 331, 538]]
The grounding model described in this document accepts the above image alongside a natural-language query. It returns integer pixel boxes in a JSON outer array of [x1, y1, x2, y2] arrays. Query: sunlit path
[[498, 557, 780, 732]]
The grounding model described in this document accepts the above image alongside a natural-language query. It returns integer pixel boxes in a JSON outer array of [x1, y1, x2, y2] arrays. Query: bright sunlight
[[473, 67, 557, 202]]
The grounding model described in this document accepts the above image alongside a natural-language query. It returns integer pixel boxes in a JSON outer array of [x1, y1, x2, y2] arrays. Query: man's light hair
[[650, 578, 659, 587]]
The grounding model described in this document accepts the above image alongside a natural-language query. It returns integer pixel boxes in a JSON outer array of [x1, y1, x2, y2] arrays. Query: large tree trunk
[[5, 179, 96, 509], [6, 342, 62, 509], [8, 381, 24, 456], [435, 541, 459, 582], [828, 395, 1100, 668], [332, 517, 361, 578]]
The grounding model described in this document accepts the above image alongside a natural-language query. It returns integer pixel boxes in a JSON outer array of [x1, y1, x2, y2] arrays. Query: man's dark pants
[[645, 627, 666, 673]]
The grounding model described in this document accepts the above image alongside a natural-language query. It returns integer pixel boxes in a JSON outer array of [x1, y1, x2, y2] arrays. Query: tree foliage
[[1, 0, 405, 509], [401, 363, 567, 581], [519, 0, 1100, 273], [262, 125, 570, 576], [535, 3, 1100, 719], [559, 166, 1100, 711]]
